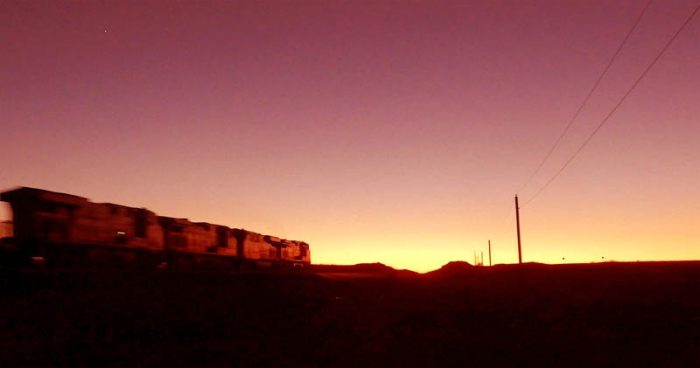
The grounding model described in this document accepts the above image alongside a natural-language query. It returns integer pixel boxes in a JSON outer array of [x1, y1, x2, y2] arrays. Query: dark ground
[[0, 261, 698, 367]]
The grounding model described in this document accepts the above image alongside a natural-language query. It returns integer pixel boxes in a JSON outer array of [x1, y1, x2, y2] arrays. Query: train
[[0, 187, 310, 269]]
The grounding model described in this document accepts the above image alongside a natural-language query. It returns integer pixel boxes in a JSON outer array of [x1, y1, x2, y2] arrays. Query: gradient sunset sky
[[1, 0, 698, 272]]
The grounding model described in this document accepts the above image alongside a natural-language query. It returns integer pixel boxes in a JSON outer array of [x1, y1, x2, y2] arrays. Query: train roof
[[1, 186, 88, 206]]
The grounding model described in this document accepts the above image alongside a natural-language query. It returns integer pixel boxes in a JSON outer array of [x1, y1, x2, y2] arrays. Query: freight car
[[0, 187, 311, 269]]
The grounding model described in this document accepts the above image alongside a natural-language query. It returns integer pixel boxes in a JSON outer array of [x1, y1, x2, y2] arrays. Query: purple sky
[[1, 0, 699, 271]]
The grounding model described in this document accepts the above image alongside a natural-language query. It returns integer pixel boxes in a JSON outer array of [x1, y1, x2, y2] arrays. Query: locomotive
[[0, 187, 310, 269]]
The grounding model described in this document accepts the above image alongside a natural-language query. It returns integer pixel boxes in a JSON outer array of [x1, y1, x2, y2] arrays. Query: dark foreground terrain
[[1, 261, 698, 367]]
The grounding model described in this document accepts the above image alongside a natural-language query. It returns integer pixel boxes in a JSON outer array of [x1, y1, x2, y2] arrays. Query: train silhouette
[[0, 187, 310, 269]]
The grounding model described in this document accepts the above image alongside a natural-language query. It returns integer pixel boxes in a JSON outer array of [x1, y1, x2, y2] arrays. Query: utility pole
[[480, 251, 483, 266], [515, 195, 522, 264], [488, 240, 492, 267]]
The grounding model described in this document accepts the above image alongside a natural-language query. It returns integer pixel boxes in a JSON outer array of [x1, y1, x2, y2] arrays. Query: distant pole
[[515, 195, 522, 264], [480, 251, 483, 266], [488, 240, 492, 267]]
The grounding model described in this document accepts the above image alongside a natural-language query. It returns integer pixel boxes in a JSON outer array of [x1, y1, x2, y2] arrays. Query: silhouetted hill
[[312, 262, 418, 279], [424, 261, 474, 277], [312, 262, 391, 272]]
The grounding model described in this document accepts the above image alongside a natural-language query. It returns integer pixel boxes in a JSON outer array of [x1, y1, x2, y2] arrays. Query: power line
[[516, 0, 653, 194], [525, 2, 700, 206]]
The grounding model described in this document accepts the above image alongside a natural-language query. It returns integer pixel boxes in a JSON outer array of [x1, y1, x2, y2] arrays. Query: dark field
[[1, 262, 699, 367]]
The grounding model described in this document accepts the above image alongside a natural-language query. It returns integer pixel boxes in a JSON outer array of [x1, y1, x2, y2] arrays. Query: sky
[[1, 0, 698, 272]]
